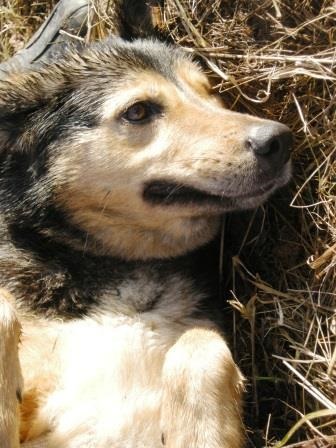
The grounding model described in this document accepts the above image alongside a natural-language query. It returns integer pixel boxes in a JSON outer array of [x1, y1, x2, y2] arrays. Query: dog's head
[[0, 38, 292, 259]]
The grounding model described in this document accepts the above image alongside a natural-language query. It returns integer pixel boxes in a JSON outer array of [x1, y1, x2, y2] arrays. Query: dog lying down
[[0, 37, 292, 447]]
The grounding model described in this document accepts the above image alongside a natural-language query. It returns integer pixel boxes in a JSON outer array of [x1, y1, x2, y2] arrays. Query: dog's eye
[[122, 101, 161, 124]]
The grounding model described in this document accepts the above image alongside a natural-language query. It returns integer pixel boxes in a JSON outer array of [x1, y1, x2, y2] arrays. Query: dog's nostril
[[246, 121, 293, 168], [269, 138, 280, 155]]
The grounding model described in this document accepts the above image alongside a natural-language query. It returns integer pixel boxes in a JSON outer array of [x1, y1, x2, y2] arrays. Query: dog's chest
[[20, 273, 206, 445]]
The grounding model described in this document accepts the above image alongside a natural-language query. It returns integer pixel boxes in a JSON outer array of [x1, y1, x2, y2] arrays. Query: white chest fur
[[21, 311, 204, 447], [18, 268, 244, 448]]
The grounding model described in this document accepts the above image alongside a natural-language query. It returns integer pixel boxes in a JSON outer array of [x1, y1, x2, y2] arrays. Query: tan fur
[[52, 68, 289, 259], [19, 320, 61, 442], [161, 328, 244, 448], [19, 390, 39, 442], [0, 46, 291, 447]]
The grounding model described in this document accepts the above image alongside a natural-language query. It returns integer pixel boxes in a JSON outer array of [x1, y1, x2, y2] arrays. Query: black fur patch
[[0, 38, 206, 318]]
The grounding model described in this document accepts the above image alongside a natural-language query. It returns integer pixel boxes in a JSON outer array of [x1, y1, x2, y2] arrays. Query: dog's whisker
[[164, 183, 188, 201], [81, 191, 111, 254], [82, 232, 90, 255], [157, 157, 226, 169], [99, 190, 112, 219]]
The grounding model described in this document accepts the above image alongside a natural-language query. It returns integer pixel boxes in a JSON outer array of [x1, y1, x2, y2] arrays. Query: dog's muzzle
[[143, 121, 293, 208]]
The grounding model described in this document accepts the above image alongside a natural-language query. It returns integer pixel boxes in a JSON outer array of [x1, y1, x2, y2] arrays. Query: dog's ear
[[0, 68, 71, 152], [118, 0, 164, 40]]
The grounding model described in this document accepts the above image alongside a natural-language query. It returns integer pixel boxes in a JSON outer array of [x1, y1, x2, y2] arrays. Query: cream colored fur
[[15, 284, 244, 448], [0, 290, 23, 448]]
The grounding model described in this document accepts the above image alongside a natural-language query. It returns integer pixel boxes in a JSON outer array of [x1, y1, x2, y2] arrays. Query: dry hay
[[159, 2, 336, 446], [0, 1, 335, 447]]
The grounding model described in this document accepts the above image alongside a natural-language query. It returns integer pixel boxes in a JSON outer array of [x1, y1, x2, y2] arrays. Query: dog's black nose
[[246, 122, 292, 170]]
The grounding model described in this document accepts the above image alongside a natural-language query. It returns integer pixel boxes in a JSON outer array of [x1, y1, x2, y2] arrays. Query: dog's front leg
[[160, 327, 244, 448], [0, 289, 23, 448]]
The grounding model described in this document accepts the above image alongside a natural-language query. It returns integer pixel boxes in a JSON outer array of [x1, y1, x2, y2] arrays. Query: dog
[[0, 37, 292, 447]]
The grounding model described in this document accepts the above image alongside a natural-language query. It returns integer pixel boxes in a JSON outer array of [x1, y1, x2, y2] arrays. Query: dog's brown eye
[[122, 101, 161, 124], [126, 103, 147, 121]]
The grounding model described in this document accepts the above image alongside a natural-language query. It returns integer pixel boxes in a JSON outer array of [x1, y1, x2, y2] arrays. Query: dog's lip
[[143, 180, 275, 205]]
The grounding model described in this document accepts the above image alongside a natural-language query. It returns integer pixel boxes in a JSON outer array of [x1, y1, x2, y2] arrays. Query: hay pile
[[0, 0, 335, 446], [161, 2, 336, 446]]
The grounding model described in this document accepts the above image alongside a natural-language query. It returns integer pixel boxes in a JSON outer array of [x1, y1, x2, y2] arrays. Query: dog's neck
[[0, 214, 217, 318]]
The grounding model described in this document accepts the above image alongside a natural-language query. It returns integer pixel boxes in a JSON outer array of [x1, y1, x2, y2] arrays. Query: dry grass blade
[[271, 409, 336, 448]]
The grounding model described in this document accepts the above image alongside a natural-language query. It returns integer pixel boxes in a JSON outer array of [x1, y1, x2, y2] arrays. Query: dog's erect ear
[[117, 0, 164, 40], [120, 0, 163, 39]]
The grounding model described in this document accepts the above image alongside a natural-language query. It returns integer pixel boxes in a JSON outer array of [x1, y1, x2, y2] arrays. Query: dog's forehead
[[83, 38, 207, 92], [84, 38, 211, 112], [95, 38, 188, 77]]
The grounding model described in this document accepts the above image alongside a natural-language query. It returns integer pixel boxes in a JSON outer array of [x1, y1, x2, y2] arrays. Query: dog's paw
[[161, 328, 244, 448]]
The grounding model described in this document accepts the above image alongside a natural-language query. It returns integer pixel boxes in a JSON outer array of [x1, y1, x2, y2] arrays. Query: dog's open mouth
[[143, 180, 274, 206]]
